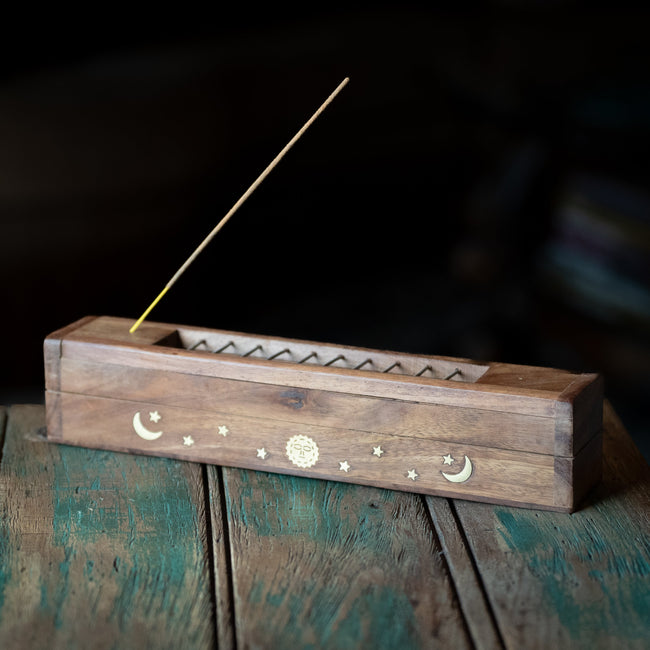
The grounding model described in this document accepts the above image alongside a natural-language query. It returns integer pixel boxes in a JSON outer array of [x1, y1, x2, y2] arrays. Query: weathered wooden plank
[[0, 405, 216, 650], [43, 316, 98, 394], [452, 402, 650, 649], [215, 467, 473, 649]]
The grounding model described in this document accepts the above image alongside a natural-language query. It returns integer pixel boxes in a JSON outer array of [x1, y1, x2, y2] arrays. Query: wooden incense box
[[44, 315, 603, 512]]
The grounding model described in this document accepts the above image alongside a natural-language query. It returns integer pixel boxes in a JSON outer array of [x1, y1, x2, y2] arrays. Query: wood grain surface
[[0, 403, 647, 649]]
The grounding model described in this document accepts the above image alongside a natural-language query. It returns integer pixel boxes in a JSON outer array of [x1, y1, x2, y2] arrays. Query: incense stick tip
[[129, 286, 170, 333]]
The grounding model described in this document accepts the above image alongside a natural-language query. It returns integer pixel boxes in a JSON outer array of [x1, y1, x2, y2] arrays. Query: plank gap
[[420, 495, 481, 649], [206, 465, 238, 650], [448, 499, 506, 650], [425, 496, 506, 650], [201, 464, 220, 650], [217, 468, 238, 650]]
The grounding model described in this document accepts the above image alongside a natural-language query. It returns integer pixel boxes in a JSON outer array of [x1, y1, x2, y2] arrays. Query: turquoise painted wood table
[[0, 404, 648, 649]]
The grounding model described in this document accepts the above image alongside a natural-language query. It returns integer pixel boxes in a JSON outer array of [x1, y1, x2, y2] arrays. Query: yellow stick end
[[129, 286, 170, 333]]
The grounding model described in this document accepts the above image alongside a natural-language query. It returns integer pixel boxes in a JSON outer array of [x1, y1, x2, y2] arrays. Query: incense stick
[[130, 77, 350, 334]]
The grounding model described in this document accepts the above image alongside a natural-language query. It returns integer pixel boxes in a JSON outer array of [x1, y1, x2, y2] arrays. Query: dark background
[[1, 4, 648, 458]]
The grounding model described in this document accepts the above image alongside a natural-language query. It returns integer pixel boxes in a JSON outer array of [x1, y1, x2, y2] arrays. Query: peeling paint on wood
[[495, 507, 650, 643], [221, 469, 471, 649], [0, 405, 215, 649], [454, 403, 650, 649]]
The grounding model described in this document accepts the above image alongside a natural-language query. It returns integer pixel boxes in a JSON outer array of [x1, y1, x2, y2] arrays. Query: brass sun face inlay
[[286, 435, 319, 468]]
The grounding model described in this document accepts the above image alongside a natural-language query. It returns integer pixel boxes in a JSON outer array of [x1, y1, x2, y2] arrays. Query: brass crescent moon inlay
[[132, 411, 163, 441], [441, 455, 473, 483]]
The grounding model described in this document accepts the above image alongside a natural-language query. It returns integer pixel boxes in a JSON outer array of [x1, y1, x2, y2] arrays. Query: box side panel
[[53, 391, 558, 510], [553, 430, 603, 512], [82, 316, 492, 378], [44, 315, 99, 441], [59, 338, 561, 418], [44, 390, 63, 441], [571, 374, 604, 455], [573, 430, 603, 507], [554, 374, 604, 457], [59, 358, 558, 454], [44, 315, 98, 392]]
